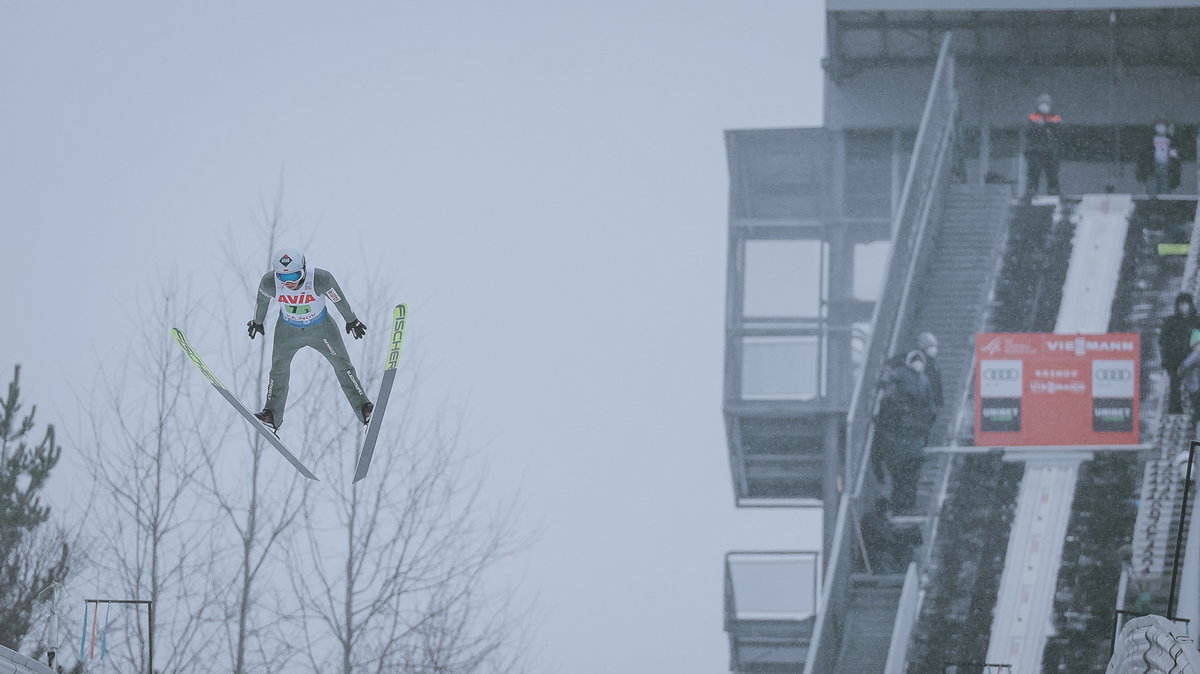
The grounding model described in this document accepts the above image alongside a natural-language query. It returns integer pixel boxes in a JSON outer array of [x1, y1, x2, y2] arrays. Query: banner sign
[[975, 333, 1140, 446]]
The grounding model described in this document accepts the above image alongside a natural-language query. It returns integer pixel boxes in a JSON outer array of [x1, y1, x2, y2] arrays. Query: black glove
[[247, 321, 265, 339], [346, 320, 367, 340]]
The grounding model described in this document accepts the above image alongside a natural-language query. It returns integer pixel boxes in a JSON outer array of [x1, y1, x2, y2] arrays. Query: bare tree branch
[[282, 276, 533, 674], [82, 285, 225, 674]]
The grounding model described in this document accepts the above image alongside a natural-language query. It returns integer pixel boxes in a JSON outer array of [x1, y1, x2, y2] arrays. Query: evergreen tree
[[0, 365, 69, 649]]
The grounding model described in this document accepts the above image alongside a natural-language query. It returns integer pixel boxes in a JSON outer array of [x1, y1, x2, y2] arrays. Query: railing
[[725, 551, 821, 623], [803, 32, 960, 674], [1182, 197, 1200, 296], [725, 551, 821, 672], [884, 563, 921, 674], [882, 182, 1015, 673], [1158, 204, 1200, 624], [847, 31, 959, 496]]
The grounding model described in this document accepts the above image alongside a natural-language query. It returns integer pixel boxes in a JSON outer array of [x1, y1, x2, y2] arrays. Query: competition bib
[[274, 270, 328, 327]]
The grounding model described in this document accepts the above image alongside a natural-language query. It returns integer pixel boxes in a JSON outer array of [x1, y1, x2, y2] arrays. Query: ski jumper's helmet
[[274, 247, 307, 273], [273, 248, 307, 287]]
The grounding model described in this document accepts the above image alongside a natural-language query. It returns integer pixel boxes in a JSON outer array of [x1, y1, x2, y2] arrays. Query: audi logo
[[984, 369, 1020, 381], [1095, 369, 1132, 381]]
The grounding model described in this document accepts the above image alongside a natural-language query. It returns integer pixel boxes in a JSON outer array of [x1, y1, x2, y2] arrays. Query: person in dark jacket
[[1025, 93, 1062, 199], [883, 332, 943, 410], [876, 350, 936, 513], [1160, 293, 1200, 414], [1136, 119, 1182, 197]]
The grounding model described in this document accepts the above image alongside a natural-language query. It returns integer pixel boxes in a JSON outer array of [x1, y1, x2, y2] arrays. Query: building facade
[[723, 2, 1200, 671]]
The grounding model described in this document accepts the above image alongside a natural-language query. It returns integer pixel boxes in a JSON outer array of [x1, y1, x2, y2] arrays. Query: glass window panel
[[729, 553, 819, 620], [741, 337, 819, 400], [853, 241, 890, 301], [743, 240, 822, 318]]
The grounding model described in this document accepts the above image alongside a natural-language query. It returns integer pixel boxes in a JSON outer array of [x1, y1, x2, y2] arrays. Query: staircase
[[907, 183, 1013, 446], [907, 185, 1012, 515], [831, 185, 1014, 674], [834, 574, 906, 672], [1131, 415, 1194, 582]]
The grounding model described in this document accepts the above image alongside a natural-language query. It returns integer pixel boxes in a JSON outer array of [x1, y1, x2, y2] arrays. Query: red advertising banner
[[975, 333, 1140, 446]]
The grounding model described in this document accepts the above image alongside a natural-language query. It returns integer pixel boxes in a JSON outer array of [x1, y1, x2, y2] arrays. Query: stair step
[[832, 190, 1013, 674]]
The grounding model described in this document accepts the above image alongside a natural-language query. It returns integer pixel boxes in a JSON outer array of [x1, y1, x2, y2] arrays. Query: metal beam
[[725, 402, 848, 417], [829, 9, 1200, 72], [923, 443, 1152, 454]]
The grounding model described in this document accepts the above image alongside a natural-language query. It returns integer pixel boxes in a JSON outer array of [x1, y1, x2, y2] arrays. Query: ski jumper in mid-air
[[247, 248, 373, 429]]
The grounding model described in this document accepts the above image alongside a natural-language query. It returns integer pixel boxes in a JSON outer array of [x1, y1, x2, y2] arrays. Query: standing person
[[1159, 293, 1200, 415], [916, 332, 943, 411], [247, 248, 373, 429], [874, 333, 942, 486], [877, 351, 936, 514], [1177, 330, 1200, 424], [1024, 93, 1062, 199], [884, 332, 943, 411], [1136, 119, 1182, 197]]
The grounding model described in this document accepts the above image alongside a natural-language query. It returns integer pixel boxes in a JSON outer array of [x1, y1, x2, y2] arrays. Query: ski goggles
[[277, 271, 302, 282]]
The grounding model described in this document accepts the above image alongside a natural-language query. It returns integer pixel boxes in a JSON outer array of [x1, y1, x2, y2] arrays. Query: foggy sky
[[0, 2, 824, 671]]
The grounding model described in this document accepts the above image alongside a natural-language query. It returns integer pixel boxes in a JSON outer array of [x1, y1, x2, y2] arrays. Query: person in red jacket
[[1025, 93, 1062, 199]]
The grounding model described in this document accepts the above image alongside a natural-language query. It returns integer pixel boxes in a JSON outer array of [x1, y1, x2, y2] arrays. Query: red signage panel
[[975, 333, 1140, 446]]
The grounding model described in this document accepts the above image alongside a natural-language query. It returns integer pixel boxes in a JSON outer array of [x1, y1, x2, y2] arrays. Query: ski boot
[[360, 402, 374, 426], [254, 408, 277, 430]]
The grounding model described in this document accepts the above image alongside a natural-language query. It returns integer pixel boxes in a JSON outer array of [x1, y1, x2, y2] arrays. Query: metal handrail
[[803, 496, 851, 674], [879, 185, 1015, 672], [803, 32, 960, 674], [847, 30, 958, 494], [884, 563, 921, 674]]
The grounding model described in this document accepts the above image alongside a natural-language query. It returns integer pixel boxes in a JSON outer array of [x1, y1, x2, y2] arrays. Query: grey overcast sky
[[1, 2, 825, 671]]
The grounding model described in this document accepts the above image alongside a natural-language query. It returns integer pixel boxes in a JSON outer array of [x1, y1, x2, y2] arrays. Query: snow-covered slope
[[986, 194, 1132, 671]]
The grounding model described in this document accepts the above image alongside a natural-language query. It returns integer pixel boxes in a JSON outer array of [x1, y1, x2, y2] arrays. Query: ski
[[170, 328, 320, 481], [353, 304, 407, 483]]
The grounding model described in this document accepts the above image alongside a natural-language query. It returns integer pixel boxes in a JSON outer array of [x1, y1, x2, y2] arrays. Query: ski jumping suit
[[254, 268, 370, 426]]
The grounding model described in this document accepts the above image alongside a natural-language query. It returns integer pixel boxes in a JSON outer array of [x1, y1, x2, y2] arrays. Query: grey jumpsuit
[[254, 268, 370, 426]]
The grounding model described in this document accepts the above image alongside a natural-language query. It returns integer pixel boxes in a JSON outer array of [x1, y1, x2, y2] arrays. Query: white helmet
[[273, 248, 306, 282]]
